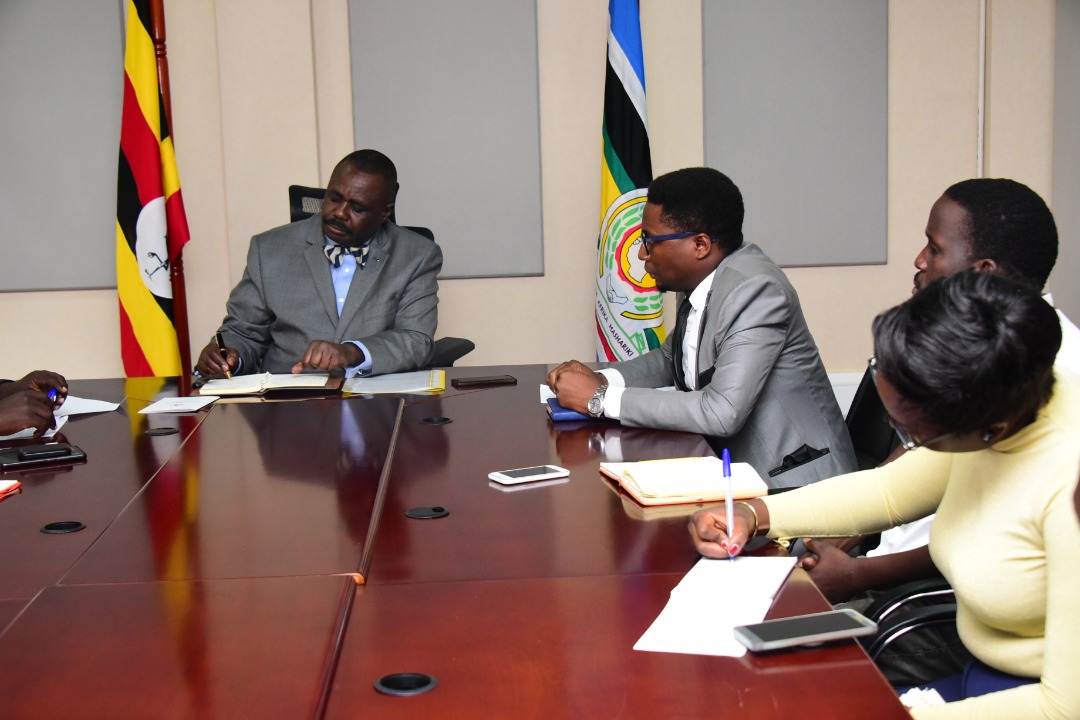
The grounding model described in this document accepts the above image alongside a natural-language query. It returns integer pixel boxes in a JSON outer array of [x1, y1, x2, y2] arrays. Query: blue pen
[[47, 388, 59, 404], [723, 448, 735, 561]]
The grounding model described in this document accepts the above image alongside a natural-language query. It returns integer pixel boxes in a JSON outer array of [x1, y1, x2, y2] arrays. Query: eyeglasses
[[868, 356, 952, 451], [638, 231, 715, 254]]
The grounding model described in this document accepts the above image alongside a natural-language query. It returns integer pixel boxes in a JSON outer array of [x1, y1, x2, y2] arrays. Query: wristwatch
[[587, 384, 608, 418]]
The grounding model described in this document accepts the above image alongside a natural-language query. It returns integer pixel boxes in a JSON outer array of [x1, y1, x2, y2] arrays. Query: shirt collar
[[688, 269, 716, 311]]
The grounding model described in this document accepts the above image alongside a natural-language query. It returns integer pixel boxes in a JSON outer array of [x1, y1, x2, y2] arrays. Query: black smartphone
[[0, 443, 87, 471], [450, 375, 517, 389]]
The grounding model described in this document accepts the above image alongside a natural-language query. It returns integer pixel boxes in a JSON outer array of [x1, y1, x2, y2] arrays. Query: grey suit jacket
[[611, 243, 856, 487], [218, 215, 442, 374]]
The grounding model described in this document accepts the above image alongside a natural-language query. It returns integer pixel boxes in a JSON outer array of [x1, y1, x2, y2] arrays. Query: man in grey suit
[[196, 149, 441, 377], [549, 167, 855, 487]]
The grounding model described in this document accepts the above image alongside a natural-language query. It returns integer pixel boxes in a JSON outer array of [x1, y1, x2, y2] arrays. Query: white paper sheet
[[0, 414, 68, 441], [55, 395, 122, 416], [634, 556, 797, 657], [139, 396, 218, 414]]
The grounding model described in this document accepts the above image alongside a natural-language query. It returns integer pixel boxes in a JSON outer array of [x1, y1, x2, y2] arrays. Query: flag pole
[[148, 0, 192, 393]]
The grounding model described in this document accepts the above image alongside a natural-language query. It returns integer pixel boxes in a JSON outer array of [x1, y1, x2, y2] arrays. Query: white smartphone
[[488, 465, 570, 486], [733, 609, 878, 652]]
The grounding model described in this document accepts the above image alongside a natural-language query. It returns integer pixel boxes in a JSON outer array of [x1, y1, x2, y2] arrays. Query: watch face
[[588, 396, 603, 416]]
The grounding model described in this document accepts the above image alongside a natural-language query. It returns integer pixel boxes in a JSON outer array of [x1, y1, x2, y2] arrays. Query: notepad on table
[[599, 456, 767, 506], [545, 398, 590, 422], [343, 369, 445, 395], [197, 372, 338, 396]]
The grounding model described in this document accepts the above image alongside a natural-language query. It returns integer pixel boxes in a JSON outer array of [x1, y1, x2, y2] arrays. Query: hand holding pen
[[723, 448, 735, 561], [0, 370, 68, 408], [688, 494, 768, 560], [194, 334, 239, 379], [0, 379, 63, 436], [215, 332, 233, 379]]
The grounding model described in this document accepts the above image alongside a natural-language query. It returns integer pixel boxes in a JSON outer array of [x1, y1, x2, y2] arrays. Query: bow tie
[[324, 242, 371, 269]]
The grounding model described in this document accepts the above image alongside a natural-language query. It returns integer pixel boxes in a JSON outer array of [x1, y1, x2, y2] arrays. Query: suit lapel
[[694, 289, 715, 389], [303, 220, 339, 324], [337, 225, 389, 336], [694, 246, 748, 387]]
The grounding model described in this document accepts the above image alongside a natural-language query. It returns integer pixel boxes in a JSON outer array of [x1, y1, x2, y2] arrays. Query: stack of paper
[[635, 556, 797, 657], [343, 369, 445, 395], [600, 456, 767, 506]]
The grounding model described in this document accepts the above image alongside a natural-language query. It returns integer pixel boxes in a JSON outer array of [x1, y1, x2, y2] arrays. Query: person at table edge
[[691, 272, 1080, 720], [195, 149, 442, 378], [548, 167, 856, 487], [800, 178, 1080, 608]]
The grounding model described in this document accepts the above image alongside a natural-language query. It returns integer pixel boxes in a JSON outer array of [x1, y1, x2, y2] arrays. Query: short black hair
[[337, 149, 400, 201], [872, 270, 1060, 434], [647, 167, 744, 253], [943, 178, 1058, 291]]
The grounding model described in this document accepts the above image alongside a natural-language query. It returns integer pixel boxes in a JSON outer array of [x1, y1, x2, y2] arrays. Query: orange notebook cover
[[599, 456, 767, 507]]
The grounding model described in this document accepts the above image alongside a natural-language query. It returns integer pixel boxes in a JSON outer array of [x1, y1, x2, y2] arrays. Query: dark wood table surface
[[0, 366, 908, 719], [365, 364, 712, 585], [0, 575, 355, 719], [0, 378, 207, 603], [327, 572, 906, 720], [63, 395, 403, 584]]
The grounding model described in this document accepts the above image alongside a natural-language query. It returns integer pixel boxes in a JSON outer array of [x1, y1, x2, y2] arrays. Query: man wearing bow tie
[[195, 149, 442, 378]]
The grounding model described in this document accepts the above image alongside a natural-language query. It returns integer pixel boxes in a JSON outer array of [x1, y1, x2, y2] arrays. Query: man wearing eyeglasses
[[548, 167, 856, 488]]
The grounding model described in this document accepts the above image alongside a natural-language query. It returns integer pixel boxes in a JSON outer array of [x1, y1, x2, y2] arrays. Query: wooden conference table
[[0, 366, 908, 719]]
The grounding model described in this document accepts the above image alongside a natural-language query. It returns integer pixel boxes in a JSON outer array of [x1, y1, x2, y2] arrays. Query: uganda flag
[[117, 0, 190, 377], [595, 0, 664, 362]]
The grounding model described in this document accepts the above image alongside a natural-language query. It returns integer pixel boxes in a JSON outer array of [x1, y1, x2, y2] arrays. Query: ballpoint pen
[[215, 331, 233, 379], [723, 448, 735, 561]]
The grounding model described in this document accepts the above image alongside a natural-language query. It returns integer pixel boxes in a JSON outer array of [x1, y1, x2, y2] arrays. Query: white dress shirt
[[600, 269, 717, 418]]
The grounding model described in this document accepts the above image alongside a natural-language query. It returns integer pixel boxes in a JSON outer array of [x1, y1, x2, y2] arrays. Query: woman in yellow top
[[691, 271, 1080, 720]]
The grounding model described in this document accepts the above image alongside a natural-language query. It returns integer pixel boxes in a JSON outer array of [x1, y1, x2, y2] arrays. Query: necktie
[[671, 296, 692, 391], [324, 242, 371, 269]]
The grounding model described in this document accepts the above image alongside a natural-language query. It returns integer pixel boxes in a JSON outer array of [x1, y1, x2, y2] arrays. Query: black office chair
[[845, 366, 902, 471], [287, 184, 475, 368], [833, 367, 904, 555], [842, 372, 963, 685], [858, 578, 965, 687]]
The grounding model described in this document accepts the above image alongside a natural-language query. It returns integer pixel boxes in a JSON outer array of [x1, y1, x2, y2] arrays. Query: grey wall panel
[[0, 0, 123, 291], [703, 0, 887, 267], [1051, 0, 1080, 319], [348, 0, 543, 278]]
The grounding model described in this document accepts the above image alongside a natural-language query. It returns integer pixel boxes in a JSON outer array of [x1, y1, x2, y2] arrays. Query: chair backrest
[[288, 185, 326, 223], [845, 367, 901, 470], [287, 184, 434, 240]]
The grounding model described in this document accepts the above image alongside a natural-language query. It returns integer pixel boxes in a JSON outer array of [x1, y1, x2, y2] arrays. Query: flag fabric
[[117, 0, 190, 376], [595, 0, 664, 362]]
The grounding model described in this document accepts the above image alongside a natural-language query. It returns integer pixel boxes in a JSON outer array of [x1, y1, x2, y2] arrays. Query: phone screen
[[500, 465, 560, 479]]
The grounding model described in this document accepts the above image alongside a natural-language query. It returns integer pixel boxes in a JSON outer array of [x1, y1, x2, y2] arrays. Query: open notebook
[[195, 372, 341, 396], [600, 456, 767, 506]]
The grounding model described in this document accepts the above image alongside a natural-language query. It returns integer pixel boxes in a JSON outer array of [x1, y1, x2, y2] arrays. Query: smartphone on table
[[488, 465, 569, 486], [734, 609, 877, 652], [451, 375, 517, 389]]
